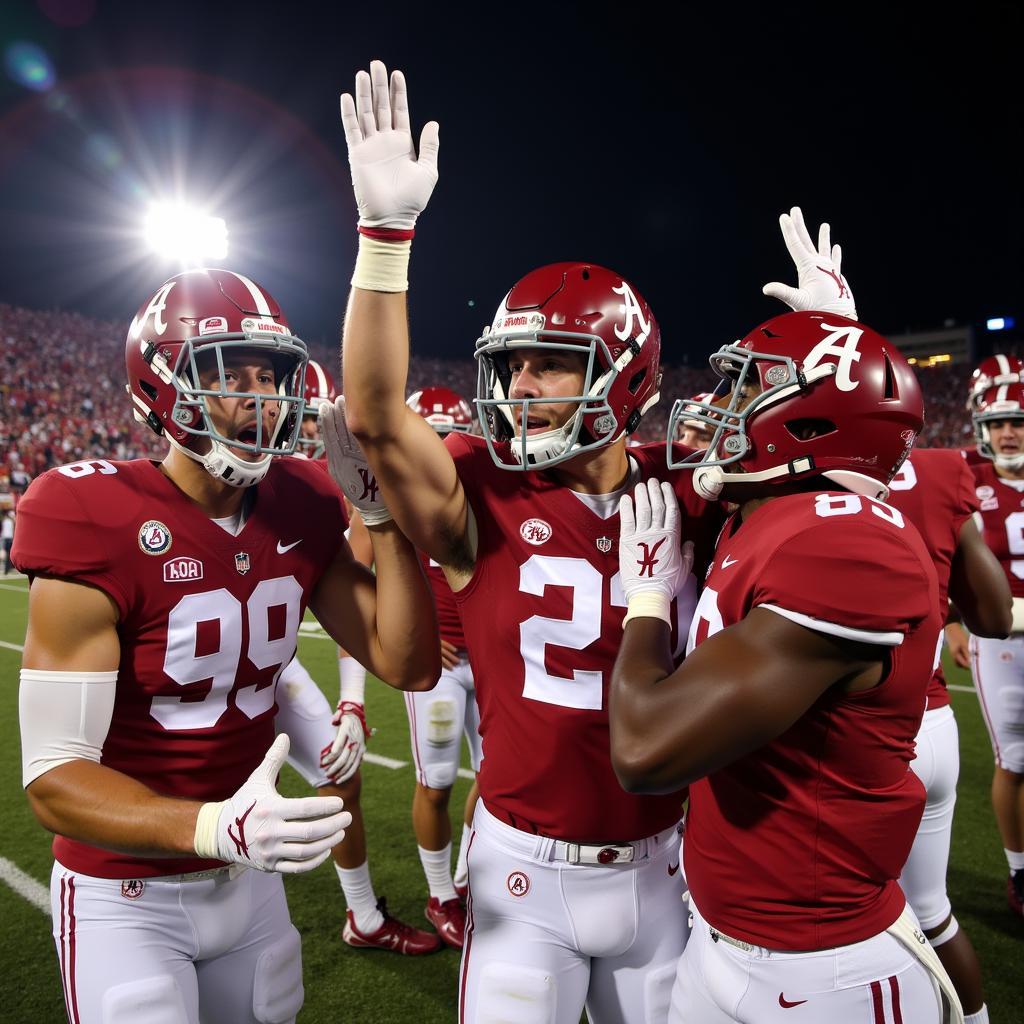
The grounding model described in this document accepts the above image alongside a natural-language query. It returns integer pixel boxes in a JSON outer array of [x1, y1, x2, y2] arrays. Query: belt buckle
[[596, 845, 634, 864]]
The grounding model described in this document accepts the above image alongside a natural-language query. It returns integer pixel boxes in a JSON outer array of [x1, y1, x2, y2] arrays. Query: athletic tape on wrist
[[351, 235, 412, 292], [193, 800, 226, 859], [338, 655, 366, 705], [623, 592, 672, 626]]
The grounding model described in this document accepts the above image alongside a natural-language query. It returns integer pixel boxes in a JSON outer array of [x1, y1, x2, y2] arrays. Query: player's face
[[195, 351, 280, 461], [988, 417, 1024, 456], [679, 423, 713, 450], [507, 347, 588, 436], [300, 415, 320, 442]]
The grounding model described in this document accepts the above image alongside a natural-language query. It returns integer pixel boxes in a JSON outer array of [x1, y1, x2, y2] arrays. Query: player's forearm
[[365, 522, 441, 691], [341, 286, 411, 442], [26, 760, 202, 857]]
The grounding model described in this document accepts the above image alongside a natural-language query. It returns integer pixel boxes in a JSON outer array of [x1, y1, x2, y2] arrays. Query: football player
[[405, 386, 481, 948], [14, 268, 440, 1023], [611, 311, 965, 1022], [959, 381, 1024, 918], [337, 62, 725, 1022], [674, 395, 715, 450], [886, 450, 1010, 1023], [280, 359, 442, 953]]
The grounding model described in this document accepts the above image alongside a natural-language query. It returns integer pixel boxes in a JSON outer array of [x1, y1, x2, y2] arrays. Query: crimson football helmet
[[475, 262, 661, 469], [667, 311, 923, 501], [967, 354, 1024, 412], [973, 382, 1024, 469], [125, 268, 308, 487], [296, 359, 338, 458], [407, 386, 474, 435]]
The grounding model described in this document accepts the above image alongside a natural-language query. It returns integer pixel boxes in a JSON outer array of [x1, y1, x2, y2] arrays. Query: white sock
[[453, 824, 471, 890], [418, 843, 458, 902], [337, 861, 383, 933], [965, 1006, 989, 1024], [1005, 848, 1024, 873]]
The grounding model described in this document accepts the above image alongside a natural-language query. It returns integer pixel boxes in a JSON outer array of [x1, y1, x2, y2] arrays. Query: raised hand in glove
[[619, 479, 694, 625], [762, 206, 857, 319], [193, 734, 351, 873], [320, 701, 371, 784], [318, 396, 392, 526], [340, 59, 439, 232]]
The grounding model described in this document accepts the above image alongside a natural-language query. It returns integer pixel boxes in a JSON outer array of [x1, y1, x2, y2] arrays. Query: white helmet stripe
[[997, 353, 1011, 375], [226, 271, 273, 316], [310, 361, 328, 397]]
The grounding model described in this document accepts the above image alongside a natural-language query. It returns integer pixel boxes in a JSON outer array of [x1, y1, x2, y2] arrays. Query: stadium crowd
[[0, 302, 992, 496]]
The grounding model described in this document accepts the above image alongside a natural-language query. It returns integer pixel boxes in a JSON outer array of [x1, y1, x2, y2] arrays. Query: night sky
[[0, 1, 1020, 362]]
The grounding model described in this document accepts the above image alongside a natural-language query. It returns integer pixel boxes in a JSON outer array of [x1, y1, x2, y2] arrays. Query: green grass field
[[1, 573, 1021, 1022]]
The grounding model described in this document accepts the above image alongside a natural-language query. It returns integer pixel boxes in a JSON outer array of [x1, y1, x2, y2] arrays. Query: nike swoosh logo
[[721, 554, 738, 568], [779, 994, 807, 1009], [277, 539, 302, 554], [667, 862, 680, 876]]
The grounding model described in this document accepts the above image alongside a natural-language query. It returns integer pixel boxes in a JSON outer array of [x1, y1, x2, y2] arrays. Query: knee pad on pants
[[476, 963, 556, 1024], [102, 975, 188, 1024], [253, 926, 304, 1024], [426, 698, 459, 747]]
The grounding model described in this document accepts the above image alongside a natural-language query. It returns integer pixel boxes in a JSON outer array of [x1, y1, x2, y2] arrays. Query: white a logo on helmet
[[802, 323, 864, 392], [612, 281, 651, 346], [129, 281, 177, 339]]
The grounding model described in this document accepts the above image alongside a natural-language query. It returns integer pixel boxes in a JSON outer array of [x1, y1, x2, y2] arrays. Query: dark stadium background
[[0, 1, 1020, 360]]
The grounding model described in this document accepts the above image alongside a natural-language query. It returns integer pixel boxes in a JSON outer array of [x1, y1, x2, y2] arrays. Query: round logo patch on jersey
[[520, 518, 552, 545], [120, 879, 145, 900], [506, 871, 530, 898], [976, 485, 994, 501], [138, 520, 172, 555]]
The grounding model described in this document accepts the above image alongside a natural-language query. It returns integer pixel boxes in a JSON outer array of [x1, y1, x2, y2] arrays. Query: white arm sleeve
[[19, 669, 117, 788], [1012, 597, 1024, 634]]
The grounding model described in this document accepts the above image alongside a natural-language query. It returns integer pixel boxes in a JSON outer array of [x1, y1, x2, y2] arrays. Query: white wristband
[[351, 236, 412, 293], [193, 800, 225, 859], [1012, 597, 1024, 633], [338, 654, 366, 705], [623, 592, 672, 626]]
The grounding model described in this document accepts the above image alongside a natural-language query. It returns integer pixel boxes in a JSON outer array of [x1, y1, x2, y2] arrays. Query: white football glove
[[320, 701, 371, 784], [193, 734, 351, 874], [762, 206, 858, 319], [619, 479, 694, 624], [318, 396, 393, 526], [339, 60, 439, 230]]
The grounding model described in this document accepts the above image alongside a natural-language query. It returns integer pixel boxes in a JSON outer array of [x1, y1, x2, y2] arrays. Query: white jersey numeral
[[813, 493, 905, 528], [518, 554, 695, 711], [1004, 511, 1024, 580], [152, 576, 302, 730], [57, 459, 118, 478]]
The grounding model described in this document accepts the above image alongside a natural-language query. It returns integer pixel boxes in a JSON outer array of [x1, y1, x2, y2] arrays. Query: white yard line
[[0, 855, 48, 915], [0, 583, 28, 594], [947, 684, 976, 693], [0, 640, 25, 653]]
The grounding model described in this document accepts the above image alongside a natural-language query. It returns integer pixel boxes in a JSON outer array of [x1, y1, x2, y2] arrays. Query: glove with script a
[[339, 60, 439, 231], [762, 205, 858, 319], [320, 701, 371, 784], [618, 478, 694, 624], [318, 396, 392, 526], [193, 734, 351, 873]]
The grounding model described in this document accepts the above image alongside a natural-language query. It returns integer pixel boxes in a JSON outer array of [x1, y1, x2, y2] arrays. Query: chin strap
[[995, 453, 1024, 471]]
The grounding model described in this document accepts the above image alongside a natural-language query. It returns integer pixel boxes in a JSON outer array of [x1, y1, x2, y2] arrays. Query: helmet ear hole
[[627, 369, 647, 395], [139, 380, 158, 402], [784, 418, 837, 442], [882, 353, 897, 400]]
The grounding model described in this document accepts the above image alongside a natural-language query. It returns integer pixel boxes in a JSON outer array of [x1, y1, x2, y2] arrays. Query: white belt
[[885, 907, 964, 1024], [552, 841, 636, 865]]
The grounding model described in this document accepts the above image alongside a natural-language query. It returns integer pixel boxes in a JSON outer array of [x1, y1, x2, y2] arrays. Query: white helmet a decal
[[802, 323, 864, 392], [612, 281, 651, 346], [129, 281, 177, 339]]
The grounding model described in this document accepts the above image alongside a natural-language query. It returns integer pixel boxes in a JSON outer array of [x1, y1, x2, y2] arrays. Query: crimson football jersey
[[684, 490, 939, 950], [447, 434, 723, 842], [970, 460, 1024, 598], [13, 457, 346, 878], [886, 448, 979, 711], [418, 550, 465, 649]]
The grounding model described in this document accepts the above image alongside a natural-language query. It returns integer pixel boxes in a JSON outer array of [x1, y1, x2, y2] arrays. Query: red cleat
[[1009, 872, 1024, 919], [343, 897, 443, 955], [426, 896, 467, 950]]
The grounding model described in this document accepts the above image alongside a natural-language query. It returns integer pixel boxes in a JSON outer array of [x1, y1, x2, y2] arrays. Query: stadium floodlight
[[144, 202, 228, 263], [986, 317, 1015, 332]]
